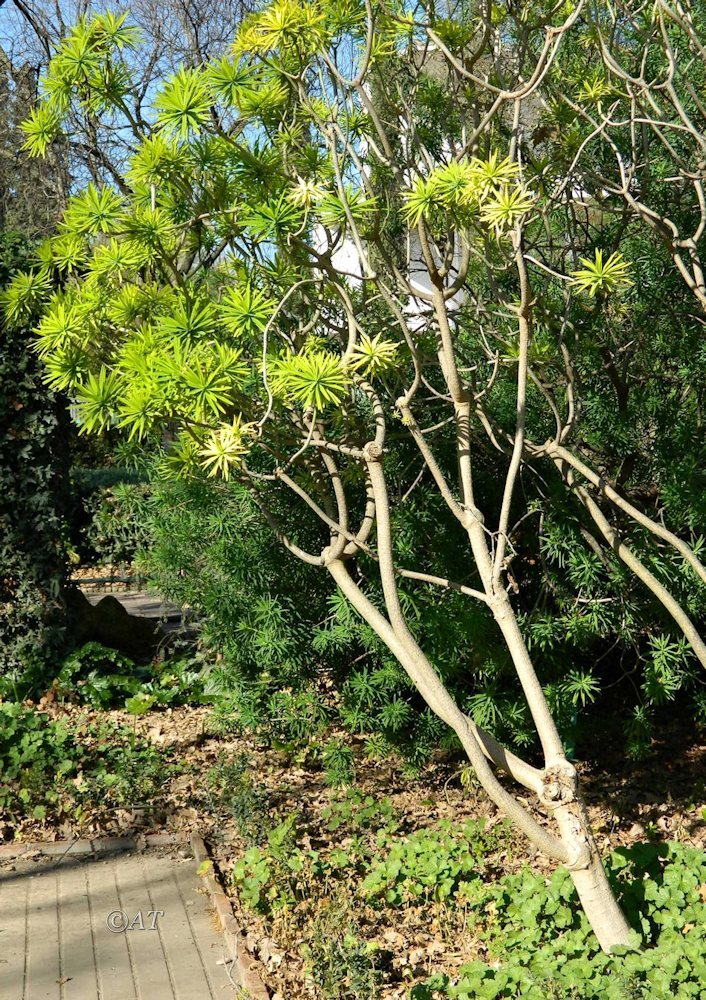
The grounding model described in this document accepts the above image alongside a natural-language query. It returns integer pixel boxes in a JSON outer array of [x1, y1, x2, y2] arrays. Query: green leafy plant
[[57, 641, 141, 708], [415, 843, 706, 999], [322, 738, 355, 786], [569, 250, 632, 297], [0, 704, 171, 821], [155, 67, 213, 138], [231, 812, 309, 915], [320, 789, 399, 836], [83, 481, 152, 567], [56, 642, 209, 711], [0, 703, 76, 815], [361, 818, 504, 907], [204, 753, 271, 844]]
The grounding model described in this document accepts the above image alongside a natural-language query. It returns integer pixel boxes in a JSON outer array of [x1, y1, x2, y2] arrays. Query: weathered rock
[[65, 587, 161, 660]]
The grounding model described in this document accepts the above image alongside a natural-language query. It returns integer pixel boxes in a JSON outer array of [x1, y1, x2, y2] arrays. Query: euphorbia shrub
[[7, 4, 706, 951]]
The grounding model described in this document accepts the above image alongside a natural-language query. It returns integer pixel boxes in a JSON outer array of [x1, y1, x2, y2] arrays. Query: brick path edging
[[190, 833, 269, 999]]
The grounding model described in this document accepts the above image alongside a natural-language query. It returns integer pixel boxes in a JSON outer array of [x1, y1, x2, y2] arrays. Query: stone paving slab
[[0, 833, 183, 861], [0, 848, 238, 1000]]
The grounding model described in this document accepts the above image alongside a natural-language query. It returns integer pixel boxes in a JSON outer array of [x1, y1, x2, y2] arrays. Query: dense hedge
[[0, 233, 71, 690]]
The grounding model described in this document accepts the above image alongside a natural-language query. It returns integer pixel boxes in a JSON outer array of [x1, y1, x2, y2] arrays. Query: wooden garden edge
[[190, 832, 270, 999]]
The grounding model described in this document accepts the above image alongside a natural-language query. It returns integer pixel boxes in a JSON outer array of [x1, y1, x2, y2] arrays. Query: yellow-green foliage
[[3, 2, 590, 484]]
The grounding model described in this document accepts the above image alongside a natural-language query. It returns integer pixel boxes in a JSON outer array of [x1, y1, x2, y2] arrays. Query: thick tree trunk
[[327, 555, 634, 953], [569, 851, 633, 952], [551, 797, 633, 951]]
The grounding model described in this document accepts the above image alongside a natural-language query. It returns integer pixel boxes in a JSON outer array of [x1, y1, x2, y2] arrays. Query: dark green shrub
[[141, 434, 706, 768], [142, 474, 542, 764], [67, 468, 148, 566], [143, 476, 338, 737], [0, 232, 71, 691]]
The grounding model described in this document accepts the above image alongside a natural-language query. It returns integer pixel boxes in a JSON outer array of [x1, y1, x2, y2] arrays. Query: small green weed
[[232, 812, 312, 915], [322, 738, 355, 786], [301, 897, 385, 999], [205, 753, 271, 844], [320, 789, 399, 836]]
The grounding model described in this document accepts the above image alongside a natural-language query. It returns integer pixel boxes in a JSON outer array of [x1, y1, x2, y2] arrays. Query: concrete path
[[0, 848, 238, 1000]]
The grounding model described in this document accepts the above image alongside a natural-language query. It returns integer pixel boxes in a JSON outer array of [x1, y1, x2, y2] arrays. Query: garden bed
[[2, 702, 706, 997]]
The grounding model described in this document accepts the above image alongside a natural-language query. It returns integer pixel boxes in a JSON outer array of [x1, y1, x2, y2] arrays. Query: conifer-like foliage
[[7, 0, 706, 950]]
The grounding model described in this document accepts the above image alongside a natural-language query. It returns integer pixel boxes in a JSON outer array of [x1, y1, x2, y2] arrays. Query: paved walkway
[[0, 848, 237, 999]]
